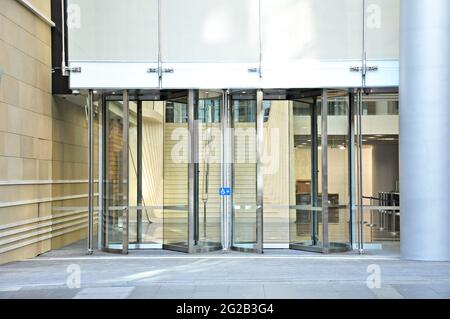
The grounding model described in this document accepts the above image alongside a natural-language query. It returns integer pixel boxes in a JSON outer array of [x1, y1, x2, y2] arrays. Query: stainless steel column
[[400, 0, 450, 261], [311, 98, 319, 246], [87, 90, 94, 255], [97, 94, 104, 250], [356, 89, 364, 254], [255, 89, 264, 254], [187, 89, 197, 253], [221, 90, 232, 251], [348, 92, 357, 247], [321, 89, 329, 253], [136, 100, 143, 243], [122, 90, 129, 255]]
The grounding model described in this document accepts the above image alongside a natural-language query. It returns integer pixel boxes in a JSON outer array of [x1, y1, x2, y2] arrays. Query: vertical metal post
[[187, 89, 197, 253], [358, 0, 367, 255], [258, 0, 263, 78], [103, 96, 110, 249], [87, 90, 94, 255], [321, 89, 329, 253], [97, 94, 104, 250], [310, 98, 319, 246], [221, 90, 232, 251], [256, 89, 264, 254], [60, 0, 68, 76], [348, 92, 357, 247], [157, 0, 162, 88], [137, 100, 143, 243], [122, 90, 129, 254], [229, 92, 235, 250], [193, 95, 200, 245], [357, 89, 364, 254]]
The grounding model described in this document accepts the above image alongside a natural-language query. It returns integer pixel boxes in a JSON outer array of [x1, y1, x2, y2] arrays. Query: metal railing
[[363, 192, 400, 242]]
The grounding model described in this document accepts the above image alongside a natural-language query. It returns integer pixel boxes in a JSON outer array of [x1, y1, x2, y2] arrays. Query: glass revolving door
[[191, 90, 223, 251]]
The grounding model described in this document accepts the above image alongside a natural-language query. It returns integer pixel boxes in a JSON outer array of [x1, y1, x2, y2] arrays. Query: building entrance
[[99, 89, 359, 254]]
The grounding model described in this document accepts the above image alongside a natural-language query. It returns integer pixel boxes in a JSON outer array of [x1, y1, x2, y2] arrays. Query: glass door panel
[[103, 94, 129, 253], [322, 91, 351, 250], [260, 100, 291, 247], [128, 100, 166, 249], [231, 90, 261, 252], [163, 94, 190, 252], [289, 97, 324, 251], [193, 90, 223, 250], [288, 89, 352, 253]]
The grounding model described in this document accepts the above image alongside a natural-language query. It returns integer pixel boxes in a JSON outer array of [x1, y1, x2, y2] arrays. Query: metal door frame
[[100, 90, 130, 254], [229, 89, 264, 254]]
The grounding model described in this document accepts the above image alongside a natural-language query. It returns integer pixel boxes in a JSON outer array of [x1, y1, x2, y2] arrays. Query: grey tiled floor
[[0, 241, 449, 299]]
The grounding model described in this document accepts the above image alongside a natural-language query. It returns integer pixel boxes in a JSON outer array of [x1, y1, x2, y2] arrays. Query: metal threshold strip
[[23, 255, 401, 262]]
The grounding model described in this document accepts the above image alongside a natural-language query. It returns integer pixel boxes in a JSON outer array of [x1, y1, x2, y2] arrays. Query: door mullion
[[122, 90, 130, 254], [256, 89, 264, 254]]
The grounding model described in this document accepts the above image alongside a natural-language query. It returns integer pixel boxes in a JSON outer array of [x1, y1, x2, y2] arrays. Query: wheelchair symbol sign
[[220, 187, 232, 196]]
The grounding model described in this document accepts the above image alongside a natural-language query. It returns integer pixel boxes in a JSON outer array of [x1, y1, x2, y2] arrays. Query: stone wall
[[0, 0, 96, 265]]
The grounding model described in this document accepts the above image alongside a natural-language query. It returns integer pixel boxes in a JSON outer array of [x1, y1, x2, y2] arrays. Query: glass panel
[[359, 94, 400, 246], [322, 92, 351, 248], [261, 0, 363, 62], [232, 91, 258, 249], [127, 101, 166, 247], [104, 99, 128, 251], [67, 0, 158, 61], [365, 0, 400, 60], [290, 99, 323, 250], [128, 102, 138, 245], [161, 0, 260, 62], [262, 101, 290, 245], [194, 91, 222, 248], [163, 95, 189, 250]]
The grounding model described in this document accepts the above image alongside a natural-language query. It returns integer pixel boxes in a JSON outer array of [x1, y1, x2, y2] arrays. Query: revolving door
[[100, 89, 264, 253], [99, 89, 351, 254]]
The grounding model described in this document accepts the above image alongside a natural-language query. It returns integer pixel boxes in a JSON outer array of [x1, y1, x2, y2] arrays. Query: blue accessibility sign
[[219, 187, 232, 196]]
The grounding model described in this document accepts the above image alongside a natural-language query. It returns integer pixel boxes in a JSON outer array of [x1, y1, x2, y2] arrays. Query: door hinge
[[147, 68, 158, 73], [147, 67, 174, 74], [350, 65, 378, 74], [61, 66, 82, 74]]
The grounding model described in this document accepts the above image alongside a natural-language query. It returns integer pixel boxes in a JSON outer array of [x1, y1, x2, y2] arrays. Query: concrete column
[[400, 0, 450, 261]]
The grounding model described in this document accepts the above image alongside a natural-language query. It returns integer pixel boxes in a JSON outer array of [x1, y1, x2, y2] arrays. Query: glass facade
[[67, 0, 159, 61], [66, 0, 402, 254], [66, 0, 400, 89], [261, 0, 363, 62], [98, 89, 400, 254], [160, 0, 260, 62]]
